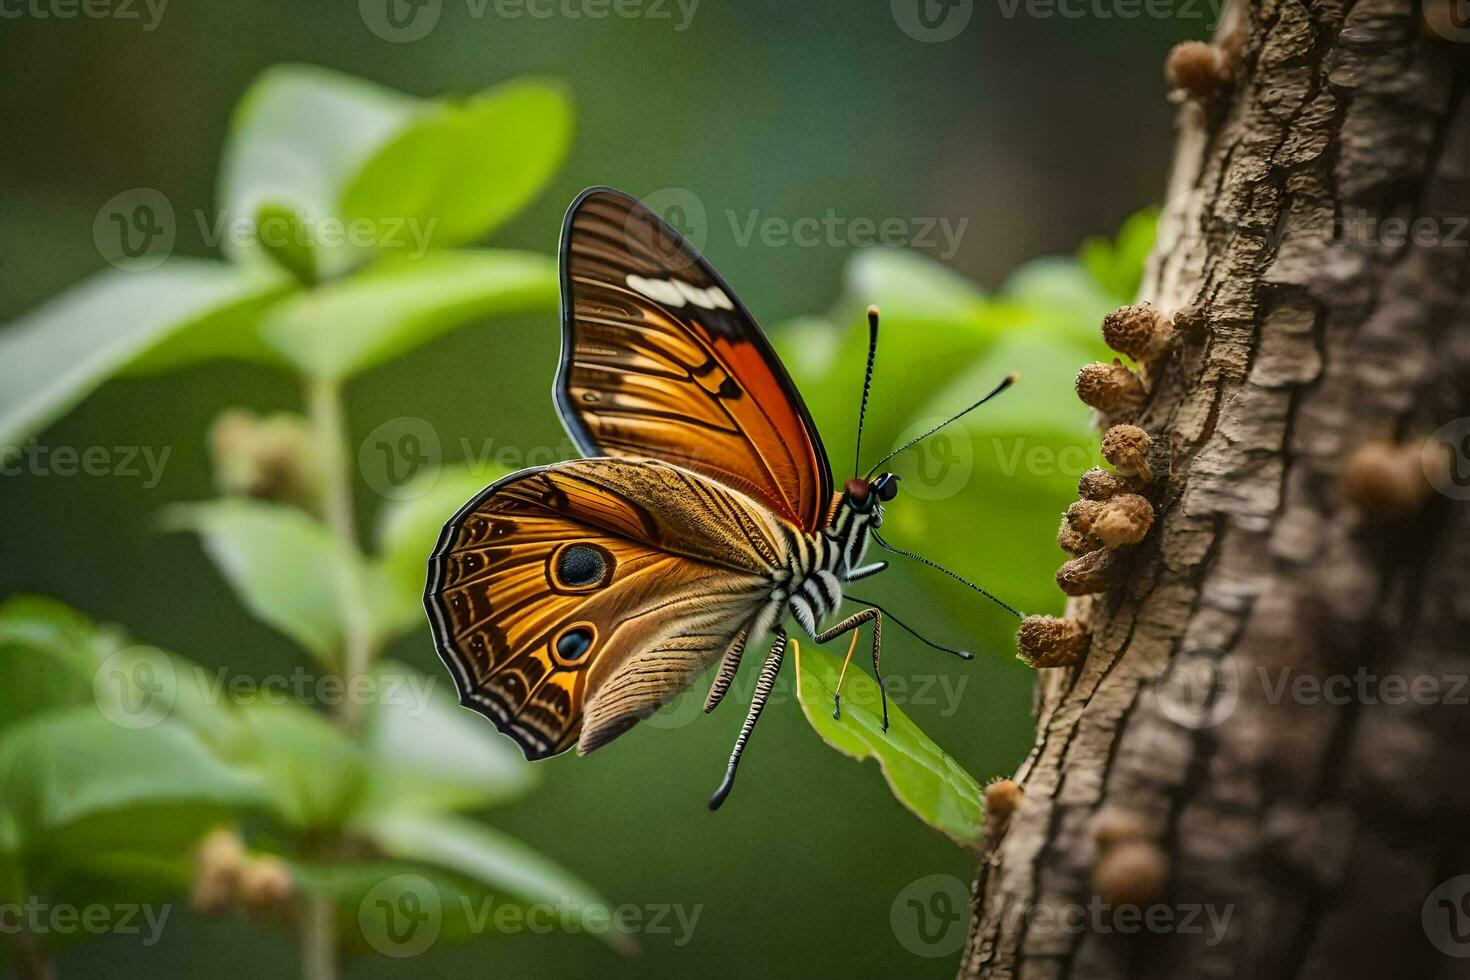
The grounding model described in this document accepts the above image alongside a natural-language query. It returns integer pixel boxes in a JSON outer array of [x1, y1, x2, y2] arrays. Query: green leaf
[[341, 79, 573, 249], [0, 595, 242, 749], [1078, 206, 1159, 304], [0, 597, 107, 733], [219, 64, 416, 275], [0, 260, 291, 445], [362, 811, 633, 953], [793, 639, 984, 848], [998, 256, 1117, 350], [164, 500, 367, 666], [372, 465, 507, 634], [0, 708, 265, 868], [291, 858, 561, 954], [844, 248, 987, 325], [252, 200, 317, 285], [233, 702, 369, 831], [359, 660, 535, 816], [259, 249, 557, 380]]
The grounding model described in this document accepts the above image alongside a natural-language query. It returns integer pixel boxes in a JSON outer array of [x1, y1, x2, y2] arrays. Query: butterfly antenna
[[845, 595, 973, 660], [871, 530, 1022, 618], [853, 305, 881, 478], [865, 372, 1018, 479]]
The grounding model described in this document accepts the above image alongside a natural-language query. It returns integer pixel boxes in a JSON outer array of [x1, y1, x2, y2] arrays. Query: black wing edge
[[422, 464, 564, 762], [550, 185, 832, 495]]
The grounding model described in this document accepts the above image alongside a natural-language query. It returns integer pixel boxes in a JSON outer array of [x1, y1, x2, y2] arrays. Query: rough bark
[[962, 2, 1470, 978]]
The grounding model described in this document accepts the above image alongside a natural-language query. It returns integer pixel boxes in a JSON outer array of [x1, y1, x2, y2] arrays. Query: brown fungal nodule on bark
[[984, 778, 1025, 824], [1077, 466, 1128, 501], [1101, 303, 1175, 362], [1340, 441, 1433, 523], [1092, 493, 1155, 549], [1055, 548, 1122, 596], [1092, 840, 1170, 908], [1016, 614, 1090, 668], [1075, 359, 1147, 414], [1164, 40, 1231, 101], [1100, 423, 1153, 482]]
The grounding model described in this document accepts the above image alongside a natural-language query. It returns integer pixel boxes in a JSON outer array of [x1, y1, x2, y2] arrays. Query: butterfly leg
[[814, 607, 888, 732], [708, 627, 787, 811], [704, 626, 749, 713], [831, 630, 862, 719], [845, 560, 888, 583]]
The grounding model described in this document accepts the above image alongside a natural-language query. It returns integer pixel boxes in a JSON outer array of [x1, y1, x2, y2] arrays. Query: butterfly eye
[[875, 474, 900, 502]]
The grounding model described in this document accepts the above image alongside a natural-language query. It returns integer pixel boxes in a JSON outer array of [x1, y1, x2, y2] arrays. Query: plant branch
[[304, 374, 378, 733], [3, 929, 54, 980], [299, 892, 337, 980]]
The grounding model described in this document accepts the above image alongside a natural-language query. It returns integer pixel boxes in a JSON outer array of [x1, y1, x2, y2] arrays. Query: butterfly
[[425, 187, 1018, 810]]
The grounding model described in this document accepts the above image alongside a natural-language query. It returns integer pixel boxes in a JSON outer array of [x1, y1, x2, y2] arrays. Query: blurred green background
[[0, 2, 1199, 977]]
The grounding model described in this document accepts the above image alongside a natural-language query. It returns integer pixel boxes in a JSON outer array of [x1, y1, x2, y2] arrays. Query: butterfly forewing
[[425, 458, 786, 758], [556, 187, 834, 533]]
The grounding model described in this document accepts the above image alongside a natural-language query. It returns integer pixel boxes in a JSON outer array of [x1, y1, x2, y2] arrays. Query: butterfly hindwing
[[424, 458, 786, 758], [555, 187, 835, 533]]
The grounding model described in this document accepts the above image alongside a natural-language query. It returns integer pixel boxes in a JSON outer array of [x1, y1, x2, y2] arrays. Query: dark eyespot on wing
[[556, 626, 594, 662], [557, 544, 608, 587]]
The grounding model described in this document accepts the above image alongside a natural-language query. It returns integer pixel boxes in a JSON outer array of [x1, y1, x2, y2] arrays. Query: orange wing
[[424, 458, 786, 759], [555, 187, 834, 533]]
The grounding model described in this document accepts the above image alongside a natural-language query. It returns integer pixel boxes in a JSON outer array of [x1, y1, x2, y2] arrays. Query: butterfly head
[[844, 473, 899, 524]]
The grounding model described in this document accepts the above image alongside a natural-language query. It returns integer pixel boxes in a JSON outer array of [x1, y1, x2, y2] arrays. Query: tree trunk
[[961, 1, 1470, 978]]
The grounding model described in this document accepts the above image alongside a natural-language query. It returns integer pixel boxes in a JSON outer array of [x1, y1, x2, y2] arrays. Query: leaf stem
[[299, 892, 338, 980], [304, 374, 378, 732], [3, 928, 53, 980]]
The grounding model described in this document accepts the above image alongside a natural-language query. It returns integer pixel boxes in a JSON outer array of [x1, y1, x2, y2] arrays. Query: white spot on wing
[[627, 273, 736, 312], [626, 274, 686, 307]]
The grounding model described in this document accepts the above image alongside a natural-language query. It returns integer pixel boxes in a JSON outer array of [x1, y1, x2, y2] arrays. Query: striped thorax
[[774, 473, 899, 637]]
